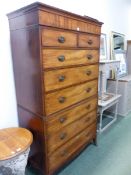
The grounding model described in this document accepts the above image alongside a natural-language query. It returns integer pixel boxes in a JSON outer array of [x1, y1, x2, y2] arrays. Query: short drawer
[[47, 110, 96, 153], [46, 97, 97, 134], [41, 29, 77, 47], [45, 79, 98, 115], [78, 33, 100, 48], [42, 49, 99, 68], [48, 122, 96, 173], [44, 64, 99, 92]]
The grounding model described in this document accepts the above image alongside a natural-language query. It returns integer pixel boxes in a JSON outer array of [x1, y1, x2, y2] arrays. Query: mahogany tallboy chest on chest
[[7, 2, 102, 175]]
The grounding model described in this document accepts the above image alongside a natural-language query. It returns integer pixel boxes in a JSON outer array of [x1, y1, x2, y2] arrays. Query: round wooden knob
[[87, 39, 93, 45], [60, 150, 67, 157], [86, 70, 92, 76], [58, 75, 65, 82], [58, 55, 65, 62], [58, 36, 65, 43], [86, 88, 91, 93], [59, 132, 67, 140], [58, 97, 66, 103], [87, 54, 93, 60], [86, 104, 91, 109], [59, 116, 67, 123]]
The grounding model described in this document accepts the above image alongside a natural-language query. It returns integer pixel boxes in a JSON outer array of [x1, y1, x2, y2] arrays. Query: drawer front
[[47, 110, 96, 153], [42, 49, 99, 68], [44, 64, 98, 92], [48, 123, 96, 173], [41, 29, 77, 47], [47, 97, 97, 134], [45, 79, 98, 115], [78, 34, 100, 48], [39, 11, 101, 34]]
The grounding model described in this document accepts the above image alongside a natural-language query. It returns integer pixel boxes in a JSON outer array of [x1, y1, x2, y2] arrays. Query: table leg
[[99, 109, 103, 133], [114, 101, 118, 119]]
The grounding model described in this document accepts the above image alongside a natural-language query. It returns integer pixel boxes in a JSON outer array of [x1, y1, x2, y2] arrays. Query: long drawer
[[39, 11, 101, 34], [42, 49, 99, 69], [48, 122, 96, 173], [46, 97, 97, 134], [44, 64, 98, 92], [41, 29, 77, 47], [47, 110, 96, 153], [78, 33, 100, 48], [45, 79, 98, 115]]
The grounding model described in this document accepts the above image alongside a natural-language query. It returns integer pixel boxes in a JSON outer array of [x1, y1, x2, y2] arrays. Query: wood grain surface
[[46, 97, 97, 134], [42, 29, 77, 47], [48, 122, 96, 173], [78, 33, 100, 48], [44, 64, 98, 92], [42, 49, 99, 69], [45, 79, 98, 115], [0, 127, 33, 160], [47, 110, 96, 153]]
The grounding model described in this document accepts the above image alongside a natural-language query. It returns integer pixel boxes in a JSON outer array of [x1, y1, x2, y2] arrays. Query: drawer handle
[[58, 55, 65, 62], [59, 75, 65, 82], [58, 36, 65, 43], [60, 132, 67, 140], [86, 104, 91, 109], [85, 117, 91, 123], [86, 88, 91, 93], [88, 39, 93, 45], [86, 70, 92, 76], [87, 54, 93, 60], [86, 133, 90, 137], [60, 150, 67, 157], [58, 97, 66, 103], [59, 116, 67, 123]]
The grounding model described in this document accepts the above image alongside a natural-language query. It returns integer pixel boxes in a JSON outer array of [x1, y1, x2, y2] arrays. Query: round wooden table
[[0, 127, 33, 174]]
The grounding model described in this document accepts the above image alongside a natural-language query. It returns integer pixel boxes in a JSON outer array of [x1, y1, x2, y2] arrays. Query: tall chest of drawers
[[7, 2, 102, 175]]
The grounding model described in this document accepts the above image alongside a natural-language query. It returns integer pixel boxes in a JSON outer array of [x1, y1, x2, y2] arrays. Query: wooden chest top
[[7, 2, 102, 33]]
